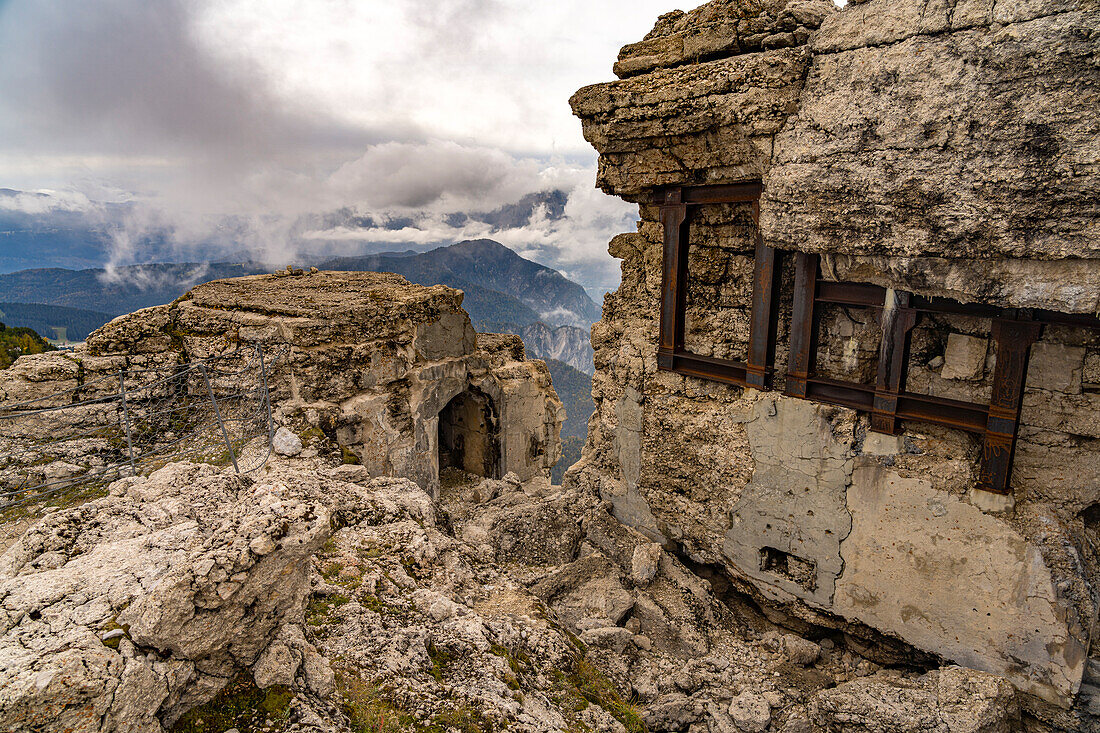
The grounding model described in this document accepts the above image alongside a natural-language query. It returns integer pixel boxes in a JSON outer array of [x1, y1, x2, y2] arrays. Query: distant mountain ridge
[[322, 240, 600, 328], [0, 240, 598, 373]]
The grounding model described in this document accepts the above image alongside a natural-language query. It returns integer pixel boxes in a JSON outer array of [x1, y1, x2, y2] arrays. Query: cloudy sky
[[0, 0, 708, 294]]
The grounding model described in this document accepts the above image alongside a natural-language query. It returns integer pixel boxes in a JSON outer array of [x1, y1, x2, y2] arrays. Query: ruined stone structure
[[0, 271, 563, 496], [570, 0, 1100, 715]]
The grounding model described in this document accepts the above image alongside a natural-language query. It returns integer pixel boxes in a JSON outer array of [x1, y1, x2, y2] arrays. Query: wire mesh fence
[[0, 344, 282, 510]]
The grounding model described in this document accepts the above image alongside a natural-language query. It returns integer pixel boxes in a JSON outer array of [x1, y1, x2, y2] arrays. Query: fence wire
[[0, 344, 281, 510]]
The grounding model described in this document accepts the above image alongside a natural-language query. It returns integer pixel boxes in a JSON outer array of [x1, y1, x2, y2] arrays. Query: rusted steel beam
[[657, 188, 688, 369], [680, 182, 764, 205], [647, 182, 764, 206], [909, 295, 1003, 319], [1033, 309, 1100, 331], [872, 290, 917, 434], [804, 374, 989, 433], [897, 392, 988, 433], [661, 351, 749, 387], [816, 281, 887, 308], [785, 252, 819, 399], [806, 377, 874, 411], [746, 221, 780, 389], [977, 317, 1043, 495]]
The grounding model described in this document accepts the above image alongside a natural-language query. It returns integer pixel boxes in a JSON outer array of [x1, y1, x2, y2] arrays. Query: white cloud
[[0, 0, 705, 293]]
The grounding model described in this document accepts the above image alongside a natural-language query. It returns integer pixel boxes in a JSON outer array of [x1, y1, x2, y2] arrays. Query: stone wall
[[0, 271, 563, 497], [570, 0, 1100, 711]]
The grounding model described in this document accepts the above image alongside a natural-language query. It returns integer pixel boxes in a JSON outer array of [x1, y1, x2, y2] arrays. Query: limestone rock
[[728, 690, 771, 732], [530, 553, 635, 628], [463, 490, 594, 565], [613, 0, 836, 78], [940, 334, 988, 381], [1027, 342, 1085, 394], [810, 667, 1020, 733], [569, 0, 1100, 716], [272, 426, 304, 457], [5, 270, 564, 499], [631, 542, 662, 585], [0, 462, 437, 732], [0, 462, 335, 731], [570, 46, 813, 198], [781, 634, 821, 666], [761, 0, 1100, 313]]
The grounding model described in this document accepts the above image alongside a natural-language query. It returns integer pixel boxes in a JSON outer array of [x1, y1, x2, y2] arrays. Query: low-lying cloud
[[0, 0, 685, 295]]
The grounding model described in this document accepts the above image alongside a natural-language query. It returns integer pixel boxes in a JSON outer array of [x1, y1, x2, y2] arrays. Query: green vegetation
[[565, 656, 645, 733], [306, 593, 350, 627], [171, 672, 293, 733], [337, 671, 413, 733], [428, 705, 496, 733], [426, 641, 455, 683], [0, 321, 55, 369]]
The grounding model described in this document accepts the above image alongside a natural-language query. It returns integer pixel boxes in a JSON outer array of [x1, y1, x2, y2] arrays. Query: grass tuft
[[171, 671, 293, 733]]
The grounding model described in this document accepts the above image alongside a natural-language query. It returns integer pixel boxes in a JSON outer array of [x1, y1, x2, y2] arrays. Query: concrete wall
[[568, 0, 1100, 709]]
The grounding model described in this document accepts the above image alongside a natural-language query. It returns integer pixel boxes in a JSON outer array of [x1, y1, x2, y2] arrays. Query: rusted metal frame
[[816, 281, 887, 308], [680, 182, 764, 205], [804, 278, 993, 434], [662, 352, 749, 387], [656, 183, 773, 389], [1032, 309, 1100, 331], [785, 252, 820, 399], [746, 199, 781, 389], [647, 182, 763, 206], [872, 290, 918, 435], [804, 375, 990, 433], [657, 188, 689, 370], [977, 316, 1043, 495], [896, 392, 988, 433]]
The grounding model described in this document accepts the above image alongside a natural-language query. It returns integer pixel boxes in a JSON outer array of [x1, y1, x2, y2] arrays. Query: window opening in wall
[[438, 387, 500, 479], [759, 546, 817, 591], [654, 183, 1100, 497]]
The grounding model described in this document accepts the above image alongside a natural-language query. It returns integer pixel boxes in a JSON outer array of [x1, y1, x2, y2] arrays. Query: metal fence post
[[199, 363, 240, 473], [118, 369, 137, 476], [257, 344, 275, 448]]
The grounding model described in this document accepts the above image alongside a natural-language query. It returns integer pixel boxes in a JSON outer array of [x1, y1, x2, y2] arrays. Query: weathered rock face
[[0, 461, 343, 732], [762, 0, 1100, 313], [0, 271, 563, 497], [571, 0, 1100, 716]]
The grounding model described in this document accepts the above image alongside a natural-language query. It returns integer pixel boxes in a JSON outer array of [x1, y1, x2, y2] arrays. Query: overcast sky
[[0, 0, 709, 293]]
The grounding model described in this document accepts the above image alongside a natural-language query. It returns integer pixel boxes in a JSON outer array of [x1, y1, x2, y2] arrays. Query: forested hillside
[[0, 303, 115, 342], [0, 322, 55, 369]]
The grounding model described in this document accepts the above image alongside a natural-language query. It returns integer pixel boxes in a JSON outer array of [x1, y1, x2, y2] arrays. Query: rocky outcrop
[[808, 667, 1021, 733], [0, 461, 340, 731], [570, 0, 1100, 719], [518, 322, 595, 375], [613, 0, 835, 78], [761, 0, 1100, 314], [0, 271, 564, 497], [0, 451, 1035, 733]]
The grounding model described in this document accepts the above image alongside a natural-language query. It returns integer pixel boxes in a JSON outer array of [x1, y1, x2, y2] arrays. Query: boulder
[[0, 462, 424, 732], [810, 667, 1021, 733]]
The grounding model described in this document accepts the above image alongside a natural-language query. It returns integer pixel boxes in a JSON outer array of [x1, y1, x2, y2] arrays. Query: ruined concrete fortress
[[1, 271, 563, 497], [570, 0, 1100, 715]]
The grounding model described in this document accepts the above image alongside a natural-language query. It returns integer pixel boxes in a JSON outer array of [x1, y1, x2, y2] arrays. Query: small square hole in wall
[[760, 546, 817, 591]]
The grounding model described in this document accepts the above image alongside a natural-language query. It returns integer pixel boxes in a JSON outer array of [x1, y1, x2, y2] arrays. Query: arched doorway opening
[[438, 387, 500, 479]]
